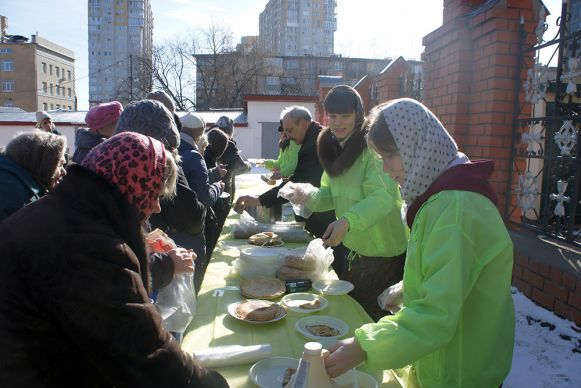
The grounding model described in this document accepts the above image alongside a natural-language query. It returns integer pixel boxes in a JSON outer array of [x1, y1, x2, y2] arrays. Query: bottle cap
[[304, 341, 323, 355]]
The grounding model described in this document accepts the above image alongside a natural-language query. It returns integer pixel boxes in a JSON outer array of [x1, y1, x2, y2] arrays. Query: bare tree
[[115, 54, 153, 104], [149, 22, 272, 110]]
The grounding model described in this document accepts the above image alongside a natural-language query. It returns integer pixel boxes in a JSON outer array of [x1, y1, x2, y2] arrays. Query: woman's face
[[328, 112, 356, 140], [380, 151, 405, 185], [49, 153, 67, 191]]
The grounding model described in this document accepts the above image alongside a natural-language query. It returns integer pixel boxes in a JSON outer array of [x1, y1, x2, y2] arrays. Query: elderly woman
[[0, 132, 228, 388], [0, 130, 66, 221], [324, 99, 514, 388], [72, 100, 123, 163]]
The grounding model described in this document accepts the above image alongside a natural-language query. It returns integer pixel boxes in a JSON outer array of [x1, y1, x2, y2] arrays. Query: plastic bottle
[[284, 342, 335, 388]]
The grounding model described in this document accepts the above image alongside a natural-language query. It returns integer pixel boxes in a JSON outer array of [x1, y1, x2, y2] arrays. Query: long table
[[181, 171, 400, 387]]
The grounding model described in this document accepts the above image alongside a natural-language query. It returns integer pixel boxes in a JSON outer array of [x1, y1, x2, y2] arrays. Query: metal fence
[[506, 2, 580, 246]]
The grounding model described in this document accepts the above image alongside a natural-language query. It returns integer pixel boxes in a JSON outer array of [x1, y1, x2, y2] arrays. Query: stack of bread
[[276, 254, 317, 281]]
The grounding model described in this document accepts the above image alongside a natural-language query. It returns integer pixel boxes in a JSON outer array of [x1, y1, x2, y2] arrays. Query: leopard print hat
[[81, 132, 166, 222]]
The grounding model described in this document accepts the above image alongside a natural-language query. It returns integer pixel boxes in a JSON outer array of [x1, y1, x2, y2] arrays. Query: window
[[42, 82, 47, 93], [42, 62, 47, 73], [49, 64, 53, 75], [1, 60, 13, 71], [56, 104, 60, 109], [68, 105, 72, 110], [0, 47, 13, 54], [55, 66, 60, 77], [50, 83, 53, 95], [50, 103, 54, 109], [56, 85, 60, 96], [43, 102, 48, 110], [67, 70, 71, 80], [3, 99, 14, 107], [68, 88, 71, 97], [2, 81, 14, 92]]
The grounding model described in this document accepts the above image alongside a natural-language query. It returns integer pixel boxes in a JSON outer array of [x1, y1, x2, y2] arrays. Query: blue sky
[[2, 0, 562, 110]]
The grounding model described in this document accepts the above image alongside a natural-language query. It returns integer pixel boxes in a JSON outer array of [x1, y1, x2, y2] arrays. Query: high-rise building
[[88, 0, 153, 105], [259, 0, 337, 57], [0, 17, 76, 112]]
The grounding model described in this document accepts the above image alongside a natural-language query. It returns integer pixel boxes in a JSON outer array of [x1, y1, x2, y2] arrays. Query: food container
[[246, 205, 282, 224], [238, 245, 287, 278]]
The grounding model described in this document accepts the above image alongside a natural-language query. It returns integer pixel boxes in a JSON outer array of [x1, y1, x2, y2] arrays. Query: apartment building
[[0, 20, 76, 112], [88, 0, 153, 105], [259, 0, 337, 57]]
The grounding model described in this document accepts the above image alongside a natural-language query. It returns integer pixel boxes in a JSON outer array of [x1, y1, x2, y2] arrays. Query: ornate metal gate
[[506, 2, 580, 246]]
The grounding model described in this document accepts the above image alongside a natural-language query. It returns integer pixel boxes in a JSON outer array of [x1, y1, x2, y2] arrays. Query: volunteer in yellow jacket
[[287, 85, 408, 320], [325, 99, 515, 388]]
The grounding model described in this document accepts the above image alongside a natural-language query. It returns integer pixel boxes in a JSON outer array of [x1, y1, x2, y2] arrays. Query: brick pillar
[[422, 0, 539, 215]]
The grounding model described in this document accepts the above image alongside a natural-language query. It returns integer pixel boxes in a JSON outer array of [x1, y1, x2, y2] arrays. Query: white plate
[[312, 279, 354, 295], [227, 300, 287, 324], [249, 357, 299, 388], [281, 293, 328, 313], [295, 316, 349, 340], [219, 191, 231, 199], [334, 370, 379, 388]]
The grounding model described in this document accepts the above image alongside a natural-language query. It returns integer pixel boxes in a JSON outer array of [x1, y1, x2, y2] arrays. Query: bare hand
[[219, 181, 225, 191], [322, 218, 350, 247], [324, 337, 366, 378], [168, 248, 196, 275], [271, 171, 282, 180], [234, 195, 261, 213], [217, 164, 228, 177]]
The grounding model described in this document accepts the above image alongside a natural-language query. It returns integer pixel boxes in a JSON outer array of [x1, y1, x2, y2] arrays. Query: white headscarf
[[381, 98, 458, 204]]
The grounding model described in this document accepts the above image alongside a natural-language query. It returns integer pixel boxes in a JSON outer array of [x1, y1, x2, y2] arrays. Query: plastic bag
[[231, 211, 311, 242], [276, 238, 333, 282], [145, 229, 197, 334], [377, 280, 403, 314], [277, 182, 318, 219]]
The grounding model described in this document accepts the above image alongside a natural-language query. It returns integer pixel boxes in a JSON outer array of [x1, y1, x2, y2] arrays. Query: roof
[[0, 109, 248, 126], [378, 57, 407, 75], [243, 95, 318, 103], [353, 75, 369, 89], [318, 75, 344, 87]]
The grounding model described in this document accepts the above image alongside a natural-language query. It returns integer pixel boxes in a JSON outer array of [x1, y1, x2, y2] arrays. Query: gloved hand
[[377, 280, 404, 313], [278, 182, 317, 205]]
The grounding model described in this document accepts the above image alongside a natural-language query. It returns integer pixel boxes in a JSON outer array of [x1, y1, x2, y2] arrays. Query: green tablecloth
[[181, 172, 401, 387]]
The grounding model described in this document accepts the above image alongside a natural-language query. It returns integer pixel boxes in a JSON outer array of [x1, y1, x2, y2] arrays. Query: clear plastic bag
[[145, 229, 197, 334], [276, 238, 334, 282], [277, 182, 318, 219], [377, 280, 403, 314], [231, 211, 311, 242]]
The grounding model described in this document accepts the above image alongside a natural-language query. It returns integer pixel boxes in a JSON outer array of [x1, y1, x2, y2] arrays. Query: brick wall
[[513, 252, 581, 325], [372, 57, 411, 106]]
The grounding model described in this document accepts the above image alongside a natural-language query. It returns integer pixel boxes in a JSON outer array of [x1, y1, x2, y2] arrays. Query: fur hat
[[215, 116, 234, 137], [5, 130, 66, 190], [85, 101, 123, 133], [206, 128, 229, 159], [146, 90, 176, 113], [115, 99, 180, 151]]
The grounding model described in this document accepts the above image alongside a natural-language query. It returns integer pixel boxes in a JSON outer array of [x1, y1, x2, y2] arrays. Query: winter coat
[[0, 154, 45, 221], [264, 141, 300, 177], [0, 165, 227, 388], [149, 165, 206, 236], [355, 190, 514, 387], [307, 148, 408, 258], [72, 128, 106, 164], [179, 136, 220, 208]]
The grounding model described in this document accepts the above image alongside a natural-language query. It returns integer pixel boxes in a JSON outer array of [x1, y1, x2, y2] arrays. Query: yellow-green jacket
[[264, 141, 300, 178], [355, 190, 515, 387], [306, 148, 408, 258]]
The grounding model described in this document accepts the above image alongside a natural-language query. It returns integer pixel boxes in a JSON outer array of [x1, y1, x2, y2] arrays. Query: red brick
[[514, 254, 529, 267], [553, 299, 573, 321], [512, 277, 532, 297], [568, 290, 581, 310], [513, 263, 523, 278], [544, 280, 570, 302], [563, 272, 577, 290], [523, 269, 544, 289], [531, 287, 555, 310], [549, 267, 563, 284]]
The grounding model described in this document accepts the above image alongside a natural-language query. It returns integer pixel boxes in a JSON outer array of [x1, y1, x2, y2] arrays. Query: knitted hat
[[115, 99, 180, 151], [181, 112, 205, 138], [146, 90, 176, 113], [35, 111, 52, 126], [85, 101, 123, 133], [81, 132, 166, 222]]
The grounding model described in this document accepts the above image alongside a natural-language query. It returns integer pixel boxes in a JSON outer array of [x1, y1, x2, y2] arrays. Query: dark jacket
[[179, 139, 220, 208], [149, 165, 206, 235], [259, 121, 326, 207], [219, 139, 251, 199], [72, 128, 106, 164], [0, 154, 45, 221], [0, 165, 227, 388]]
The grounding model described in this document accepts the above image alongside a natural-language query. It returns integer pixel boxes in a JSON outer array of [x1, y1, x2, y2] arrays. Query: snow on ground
[[505, 288, 581, 388]]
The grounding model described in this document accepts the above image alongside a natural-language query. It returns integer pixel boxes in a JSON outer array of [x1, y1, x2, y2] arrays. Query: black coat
[[0, 165, 227, 388]]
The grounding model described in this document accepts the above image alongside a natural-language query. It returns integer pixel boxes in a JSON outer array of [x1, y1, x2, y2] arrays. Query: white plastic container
[[284, 342, 334, 388], [238, 245, 287, 278]]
